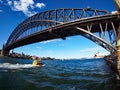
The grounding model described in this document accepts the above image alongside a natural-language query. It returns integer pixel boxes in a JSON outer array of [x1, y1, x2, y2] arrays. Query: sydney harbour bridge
[[1, 0, 120, 75]]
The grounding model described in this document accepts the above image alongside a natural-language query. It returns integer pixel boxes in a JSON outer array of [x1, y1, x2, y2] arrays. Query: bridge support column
[[114, 0, 120, 76], [117, 47, 120, 75], [1, 44, 10, 56], [1, 44, 5, 56], [114, 0, 120, 11], [116, 25, 120, 76]]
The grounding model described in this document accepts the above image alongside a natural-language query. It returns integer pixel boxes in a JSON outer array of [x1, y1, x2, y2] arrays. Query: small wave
[[0, 63, 33, 69], [116, 74, 120, 80], [42, 64, 46, 67]]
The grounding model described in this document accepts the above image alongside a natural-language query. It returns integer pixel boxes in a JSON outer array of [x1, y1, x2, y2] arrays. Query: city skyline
[[0, 0, 116, 59]]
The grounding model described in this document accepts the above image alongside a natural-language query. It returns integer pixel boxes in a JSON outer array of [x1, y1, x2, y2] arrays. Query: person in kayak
[[32, 57, 43, 66]]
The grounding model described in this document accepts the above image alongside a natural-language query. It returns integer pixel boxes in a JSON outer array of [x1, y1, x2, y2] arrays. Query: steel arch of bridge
[[5, 8, 120, 53]]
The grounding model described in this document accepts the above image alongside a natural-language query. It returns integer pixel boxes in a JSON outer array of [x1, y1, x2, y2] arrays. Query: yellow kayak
[[32, 60, 43, 66]]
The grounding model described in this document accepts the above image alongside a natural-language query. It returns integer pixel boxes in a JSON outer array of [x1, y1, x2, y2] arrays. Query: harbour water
[[0, 56, 120, 90]]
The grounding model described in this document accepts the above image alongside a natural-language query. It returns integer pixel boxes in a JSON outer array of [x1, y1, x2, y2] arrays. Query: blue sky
[[0, 0, 116, 59]]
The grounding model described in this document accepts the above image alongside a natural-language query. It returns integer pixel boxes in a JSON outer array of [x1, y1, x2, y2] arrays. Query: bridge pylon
[[114, 0, 120, 11], [116, 24, 120, 76], [1, 44, 5, 56], [114, 0, 120, 76], [1, 44, 10, 56]]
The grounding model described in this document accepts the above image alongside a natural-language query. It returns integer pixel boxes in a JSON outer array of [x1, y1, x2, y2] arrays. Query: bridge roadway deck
[[5, 14, 120, 51]]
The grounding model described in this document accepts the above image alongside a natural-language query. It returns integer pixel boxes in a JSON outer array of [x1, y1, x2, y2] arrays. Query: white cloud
[[40, 39, 61, 44], [80, 47, 101, 52], [79, 46, 109, 56], [6, 0, 46, 17], [0, 10, 2, 12], [36, 3, 45, 8], [13, 0, 34, 11], [7, 0, 12, 5], [0, 0, 2, 3], [36, 46, 42, 49], [0, 0, 3, 12]]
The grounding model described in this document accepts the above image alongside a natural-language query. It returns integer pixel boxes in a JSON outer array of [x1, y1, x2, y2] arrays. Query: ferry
[[94, 52, 105, 58]]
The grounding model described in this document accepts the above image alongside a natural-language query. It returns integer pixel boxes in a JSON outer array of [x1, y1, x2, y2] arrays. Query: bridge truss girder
[[76, 17, 119, 53], [5, 8, 120, 53], [6, 8, 108, 46], [75, 24, 116, 53]]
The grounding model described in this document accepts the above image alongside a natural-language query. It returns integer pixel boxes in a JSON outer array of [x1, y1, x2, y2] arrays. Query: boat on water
[[32, 59, 43, 67], [94, 52, 105, 58]]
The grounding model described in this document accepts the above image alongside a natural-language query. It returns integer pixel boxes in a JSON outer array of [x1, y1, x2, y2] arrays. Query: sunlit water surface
[[0, 56, 120, 90]]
